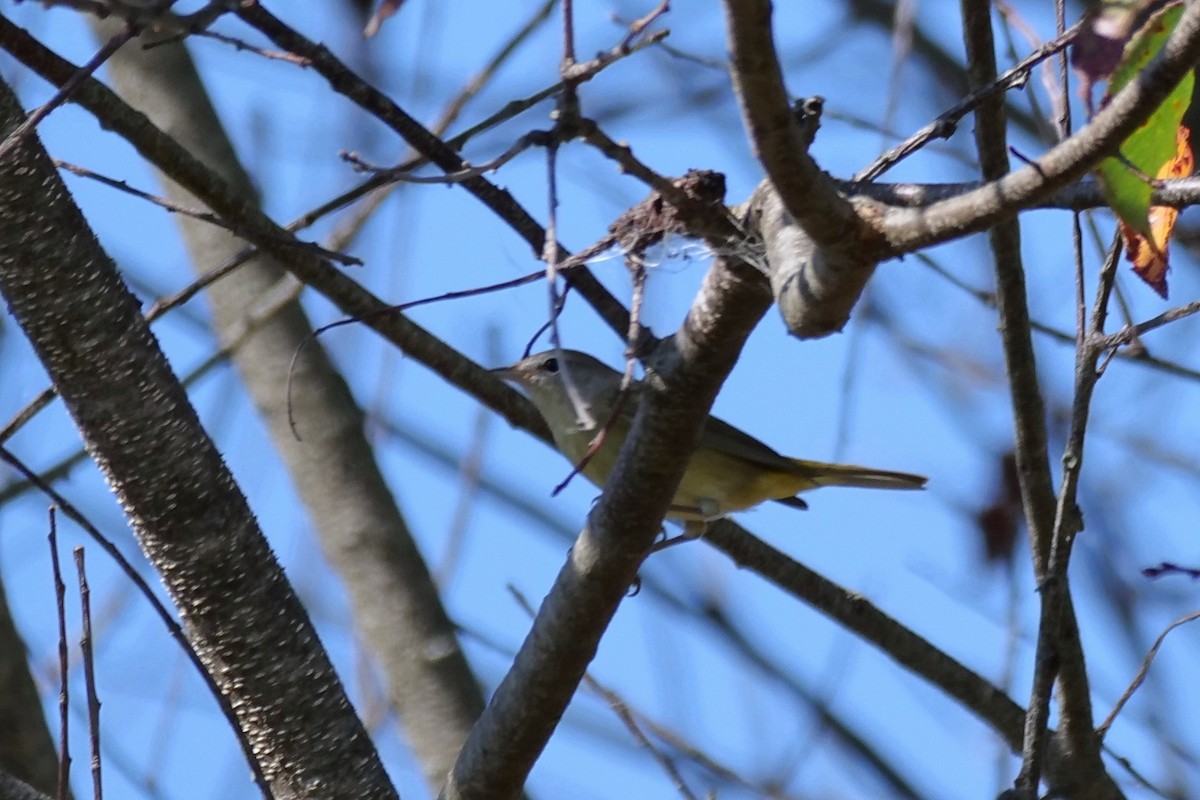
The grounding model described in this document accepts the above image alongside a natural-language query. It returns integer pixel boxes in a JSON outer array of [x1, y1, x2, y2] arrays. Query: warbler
[[492, 349, 926, 521]]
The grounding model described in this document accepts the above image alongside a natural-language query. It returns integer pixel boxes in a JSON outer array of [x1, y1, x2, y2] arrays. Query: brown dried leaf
[[1118, 125, 1194, 298]]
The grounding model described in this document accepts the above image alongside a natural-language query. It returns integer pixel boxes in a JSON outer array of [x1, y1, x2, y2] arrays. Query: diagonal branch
[[879, 1, 1200, 253], [0, 16, 541, 443], [0, 75, 396, 800], [722, 0, 863, 248], [91, 17, 489, 790], [441, 257, 773, 799], [233, 1, 637, 341]]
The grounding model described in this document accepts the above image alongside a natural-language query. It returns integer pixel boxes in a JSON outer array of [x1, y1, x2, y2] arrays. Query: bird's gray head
[[491, 349, 623, 433]]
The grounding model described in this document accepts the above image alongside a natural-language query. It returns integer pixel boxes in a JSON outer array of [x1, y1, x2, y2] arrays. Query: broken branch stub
[[733, 97, 879, 339], [740, 180, 880, 339]]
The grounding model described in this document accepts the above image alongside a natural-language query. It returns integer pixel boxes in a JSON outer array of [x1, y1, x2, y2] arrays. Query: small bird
[[492, 349, 926, 522]]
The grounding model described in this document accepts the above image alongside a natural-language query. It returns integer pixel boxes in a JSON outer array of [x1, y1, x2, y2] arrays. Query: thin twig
[[235, 3, 640, 340], [48, 509, 71, 800], [855, 20, 1080, 182], [1092, 299, 1200, 352], [0, 25, 134, 163], [72, 548, 102, 800], [621, 1, 670, 51], [436, 0, 558, 132], [541, 138, 595, 431], [52, 160, 358, 265], [912, 249, 1200, 386], [1020, 235, 1122, 795], [0, 446, 274, 798], [285, 27, 665, 241], [188, 28, 312, 64], [1097, 611, 1200, 739], [340, 131, 544, 185]]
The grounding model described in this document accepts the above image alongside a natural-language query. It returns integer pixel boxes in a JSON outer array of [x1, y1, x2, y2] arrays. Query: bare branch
[[721, 0, 863, 247], [879, 2, 1200, 253], [1098, 611, 1200, 740], [442, 255, 772, 799], [0, 76, 395, 800], [234, 2, 638, 340], [856, 18, 1081, 182], [70, 549, 101, 800]]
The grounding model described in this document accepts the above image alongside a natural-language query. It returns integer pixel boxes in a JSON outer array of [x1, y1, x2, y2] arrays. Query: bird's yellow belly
[[554, 425, 811, 521], [674, 447, 812, 519]]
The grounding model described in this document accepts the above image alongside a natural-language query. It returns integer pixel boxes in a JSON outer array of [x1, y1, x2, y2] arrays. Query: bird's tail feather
[[792, 460, 927, 491]]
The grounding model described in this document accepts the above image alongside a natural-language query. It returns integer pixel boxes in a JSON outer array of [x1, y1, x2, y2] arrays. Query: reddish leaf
[[1072, 0, 1161, 112], [975, 452, 1022, 565]]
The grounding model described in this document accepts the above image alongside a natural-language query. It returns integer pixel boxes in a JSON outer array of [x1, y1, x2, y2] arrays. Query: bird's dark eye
[[542, 357, 559, 373]]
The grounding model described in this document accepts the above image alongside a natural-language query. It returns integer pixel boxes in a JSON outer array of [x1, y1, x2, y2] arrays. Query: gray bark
[[93, 21, 487, 791], [0, 76, 396, 800]]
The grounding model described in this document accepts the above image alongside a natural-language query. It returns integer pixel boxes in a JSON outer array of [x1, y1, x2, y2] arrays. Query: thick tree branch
[[845, 175, 1200, 210], [442, 259, 773, 800], [720, 0, 1200, 340], [722, 0, 862, 246], [93, 20, 488, 792], [722, 1, 881, 338], [0, 78, 396, 800], [702, 522, 1027, 749]]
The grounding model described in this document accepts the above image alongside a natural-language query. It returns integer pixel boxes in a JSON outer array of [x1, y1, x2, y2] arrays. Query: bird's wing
[[606, 387, 806, 476], [699, 413, 799, 471]]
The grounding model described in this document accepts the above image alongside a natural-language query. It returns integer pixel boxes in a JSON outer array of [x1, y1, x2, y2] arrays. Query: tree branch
[[233, 1, 637, 342], [92, 18, 489, 791], [960, 4, 1113, 797], [0, 76, 396, 800], [843, 175, 1200, 210], [442, 257, 773, 799], [722, 0, 862, 246], [879, 2, 1200, 253], [0, 16, 544, 446]]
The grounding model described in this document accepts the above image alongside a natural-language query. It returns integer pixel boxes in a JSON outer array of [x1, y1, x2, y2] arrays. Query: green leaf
[[1095, 2, 1194, 239]]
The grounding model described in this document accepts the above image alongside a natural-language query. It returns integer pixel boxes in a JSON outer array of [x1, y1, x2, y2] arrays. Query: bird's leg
[[649, 519, 709, 553]]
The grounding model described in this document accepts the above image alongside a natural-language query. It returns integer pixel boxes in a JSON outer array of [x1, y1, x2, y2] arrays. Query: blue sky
[[2, 2, 1200, 798]]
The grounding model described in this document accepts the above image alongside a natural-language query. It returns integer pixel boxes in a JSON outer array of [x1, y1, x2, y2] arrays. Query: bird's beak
[[489, 365, 522, 382]]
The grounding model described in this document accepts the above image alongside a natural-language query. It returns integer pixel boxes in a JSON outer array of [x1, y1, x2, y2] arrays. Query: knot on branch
[[741, 180, 879, 339], [608, 169, 727, 256], [791, 95, 824, 147]]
